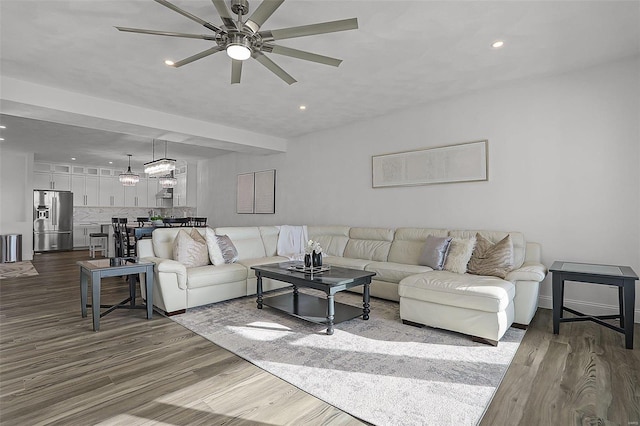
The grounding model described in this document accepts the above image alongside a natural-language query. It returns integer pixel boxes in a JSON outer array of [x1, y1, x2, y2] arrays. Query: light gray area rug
[[172, 289, 524, 425], [0, 261, 39, 279]]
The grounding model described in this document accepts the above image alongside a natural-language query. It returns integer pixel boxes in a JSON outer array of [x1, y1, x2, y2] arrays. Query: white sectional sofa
[[138, 225, 546, 344], [137, 226, 291, 315]]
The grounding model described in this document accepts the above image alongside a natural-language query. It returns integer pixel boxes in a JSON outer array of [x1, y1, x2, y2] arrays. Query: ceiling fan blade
[[154, 0, 222, 33], [252, 51, 296, 85], [115, 26, 218, 40], [245, 0, 285, 33], [260, 18, 358, 42], [264, 44, 342, 67], [211, 0, 238, 30], [231, 59, 242, 84], [172, 46, 225, 67]]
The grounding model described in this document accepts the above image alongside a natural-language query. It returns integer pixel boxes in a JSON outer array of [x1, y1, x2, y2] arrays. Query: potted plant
[[150, 215, 164, 226]]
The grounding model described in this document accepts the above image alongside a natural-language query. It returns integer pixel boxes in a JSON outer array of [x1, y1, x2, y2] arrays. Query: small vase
[[304, 253, 312, 268], [312, 251, 322, 267]]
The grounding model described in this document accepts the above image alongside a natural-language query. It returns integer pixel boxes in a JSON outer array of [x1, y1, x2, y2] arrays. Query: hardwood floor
[[1, 251, 639, 425]]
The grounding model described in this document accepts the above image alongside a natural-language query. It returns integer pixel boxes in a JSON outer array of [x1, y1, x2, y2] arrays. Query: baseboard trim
[[538, 295, 640, 324]]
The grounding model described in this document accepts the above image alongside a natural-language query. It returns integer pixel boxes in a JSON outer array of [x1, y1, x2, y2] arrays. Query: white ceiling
[[1, 0, 639, 170]]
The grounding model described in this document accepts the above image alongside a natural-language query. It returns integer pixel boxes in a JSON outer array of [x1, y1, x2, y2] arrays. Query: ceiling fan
[[116, 0, 358, 85]]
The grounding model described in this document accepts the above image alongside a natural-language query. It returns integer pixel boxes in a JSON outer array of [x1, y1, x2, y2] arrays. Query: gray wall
[[198, 56, 640, 319]]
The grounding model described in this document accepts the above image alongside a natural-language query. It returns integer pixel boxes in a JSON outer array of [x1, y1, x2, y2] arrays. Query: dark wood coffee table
[[252, 262, 376, 335]]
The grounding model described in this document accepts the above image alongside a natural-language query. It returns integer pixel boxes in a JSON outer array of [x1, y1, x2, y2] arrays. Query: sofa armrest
[[141, 256, 188, 290], [506, 262, 547, 283], [137, 239, 155, 258]]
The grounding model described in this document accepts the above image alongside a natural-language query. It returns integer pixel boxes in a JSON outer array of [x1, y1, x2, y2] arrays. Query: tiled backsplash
[[74, 207, 197, 225]]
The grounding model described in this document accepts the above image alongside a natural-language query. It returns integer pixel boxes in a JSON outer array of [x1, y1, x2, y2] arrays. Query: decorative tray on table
[[287, 264, 331, 274]]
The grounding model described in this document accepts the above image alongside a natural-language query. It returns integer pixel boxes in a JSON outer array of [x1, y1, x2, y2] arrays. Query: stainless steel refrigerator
[[33, 190, 73, 252]]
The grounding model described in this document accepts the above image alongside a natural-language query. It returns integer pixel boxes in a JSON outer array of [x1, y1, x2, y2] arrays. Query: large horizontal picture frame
[[372, 140, 488, 188]]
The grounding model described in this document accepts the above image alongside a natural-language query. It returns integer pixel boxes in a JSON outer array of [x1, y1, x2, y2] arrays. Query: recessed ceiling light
[[299, 105, 307, 111], [164, 59, 175, 66], [491, 40, 505, 49], [109, 161, 113, 164], [0, 138, 4, 141], [0, 125, 6, 129], [71, 157, 76, 161]]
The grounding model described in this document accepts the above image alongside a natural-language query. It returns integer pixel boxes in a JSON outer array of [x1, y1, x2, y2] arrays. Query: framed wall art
[[372, 140, 488, 188], [236, 172, 255, 214], [236, 169, 276, 214]]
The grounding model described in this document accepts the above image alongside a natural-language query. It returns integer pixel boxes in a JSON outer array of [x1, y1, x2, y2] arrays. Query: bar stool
[[89, 232, 109, 258]]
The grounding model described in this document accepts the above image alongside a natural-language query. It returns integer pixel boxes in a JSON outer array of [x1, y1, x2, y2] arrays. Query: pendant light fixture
[[144, 139, 176, 177], [119, 154, 140, 186], [159, 172, 177, 188]]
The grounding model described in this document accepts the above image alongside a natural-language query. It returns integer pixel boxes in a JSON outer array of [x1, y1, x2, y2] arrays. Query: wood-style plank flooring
[[1, 251, 639, 425]]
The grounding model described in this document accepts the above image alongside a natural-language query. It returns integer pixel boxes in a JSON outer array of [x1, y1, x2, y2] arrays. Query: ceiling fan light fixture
[[226, 35, 251, 60]]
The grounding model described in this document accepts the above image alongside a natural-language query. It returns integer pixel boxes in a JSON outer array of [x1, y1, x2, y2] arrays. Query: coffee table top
[[550, 261, 638, 279], [252, 261, 376, 287]]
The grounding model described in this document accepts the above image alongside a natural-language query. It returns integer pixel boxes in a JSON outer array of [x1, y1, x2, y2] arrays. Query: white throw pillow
[[443, 237, 476, 274], [172, 229, 209, 268], [205, 227, 225, 266]]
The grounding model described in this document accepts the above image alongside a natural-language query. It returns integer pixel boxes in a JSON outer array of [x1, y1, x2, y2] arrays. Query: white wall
[[199, 56, 640, 318], [0, 149, 34, 261]]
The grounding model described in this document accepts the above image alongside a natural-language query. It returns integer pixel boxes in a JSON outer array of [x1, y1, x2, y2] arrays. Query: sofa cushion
[[418, 236, 452, 270], [449, 229, 525, 269], [323, 255, 372, 270], [187, 263, 248, 289], [307, 226, 350, 257], [443, 237, 476, 274], [214, 227, 266, 261], [343, 227, 394, 261], [205, 227, 225, 266], [216, 235, 239, 264], [259, 226, 281, 257], [467, 234, 514, 279], [398, 271, 515, 313], [364, 261, 433, 283], [387, 228, 449, 265], [172, 229, 209, 268], [152, 227, 206, 260], [238, 256, 290, 278]]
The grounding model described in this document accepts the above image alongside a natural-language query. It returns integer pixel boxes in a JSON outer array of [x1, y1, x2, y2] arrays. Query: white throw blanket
[[277, 225, 308, 260]]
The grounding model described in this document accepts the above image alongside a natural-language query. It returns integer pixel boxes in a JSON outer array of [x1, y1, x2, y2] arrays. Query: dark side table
[[78, 257, 154, 331], [550, 261, 638, 349]]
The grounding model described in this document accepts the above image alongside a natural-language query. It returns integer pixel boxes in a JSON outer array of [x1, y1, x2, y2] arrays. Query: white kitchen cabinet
[[72, 165, 99, 175], [146, 178, 162, 207], [34, 171, 53, 190], [33, 163, 71, 190], [124, 177, 149, 207], [71, 175, 99, 206], [99, 176, 124, 207], [73, 224, 101, 248], [172, 163, 196, 207]]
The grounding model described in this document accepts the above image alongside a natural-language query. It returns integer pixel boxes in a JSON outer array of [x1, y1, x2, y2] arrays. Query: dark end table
[[550, 261, 638, 349], [78, 257, 155, 331]]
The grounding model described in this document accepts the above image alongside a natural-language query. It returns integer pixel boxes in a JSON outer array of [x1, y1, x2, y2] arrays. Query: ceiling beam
[[0, 76, 287, 155]]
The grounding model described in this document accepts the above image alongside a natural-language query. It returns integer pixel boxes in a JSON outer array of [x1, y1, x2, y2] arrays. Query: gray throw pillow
[[216, 234, 239, 264], [418, 236, 452, 270]]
